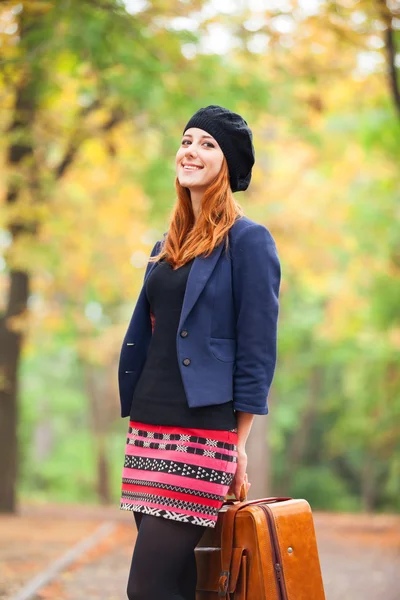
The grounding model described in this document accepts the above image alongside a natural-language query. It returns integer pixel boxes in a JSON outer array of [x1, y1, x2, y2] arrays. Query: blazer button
[[180, 330, 188, 338], [182, 358, 191, 366]]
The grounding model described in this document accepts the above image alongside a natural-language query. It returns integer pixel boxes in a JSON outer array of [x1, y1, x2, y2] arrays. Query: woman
[[118, 105, 281, 600]]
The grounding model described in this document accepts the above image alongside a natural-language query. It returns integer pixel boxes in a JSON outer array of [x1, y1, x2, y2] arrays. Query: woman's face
[[175, 127, 224, 193]]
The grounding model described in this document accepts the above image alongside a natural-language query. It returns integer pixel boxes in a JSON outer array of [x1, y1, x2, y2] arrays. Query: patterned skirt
[[120, 420, 238, 528]]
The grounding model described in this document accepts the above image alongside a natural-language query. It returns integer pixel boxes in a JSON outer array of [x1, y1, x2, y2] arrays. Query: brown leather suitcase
[[195, 489, 326, 599]]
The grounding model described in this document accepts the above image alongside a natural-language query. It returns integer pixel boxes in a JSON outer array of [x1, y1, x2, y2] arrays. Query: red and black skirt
[[120, 420, 238, 528]]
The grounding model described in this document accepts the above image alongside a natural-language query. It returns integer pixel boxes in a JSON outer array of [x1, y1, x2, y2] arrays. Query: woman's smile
[[182, 163, 204, 171]]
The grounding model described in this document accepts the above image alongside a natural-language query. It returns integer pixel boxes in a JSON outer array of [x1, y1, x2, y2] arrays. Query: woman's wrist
[[235, 410, 254, 452]]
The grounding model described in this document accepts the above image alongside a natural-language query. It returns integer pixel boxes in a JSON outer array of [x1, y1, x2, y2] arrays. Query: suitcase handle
[[224, 482, 291, 505], [224, 495, 292, 507], [223, 482, 248, 503]]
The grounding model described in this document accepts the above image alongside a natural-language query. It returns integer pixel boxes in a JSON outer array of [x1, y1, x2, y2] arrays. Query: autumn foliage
[[0, 0, 399, 513]]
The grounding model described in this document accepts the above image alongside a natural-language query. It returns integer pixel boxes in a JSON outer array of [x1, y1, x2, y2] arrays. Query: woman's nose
[[185, 147, 198, 158]]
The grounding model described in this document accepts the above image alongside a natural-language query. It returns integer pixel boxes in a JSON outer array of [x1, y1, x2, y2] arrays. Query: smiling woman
[[118, 105, 280, 600]]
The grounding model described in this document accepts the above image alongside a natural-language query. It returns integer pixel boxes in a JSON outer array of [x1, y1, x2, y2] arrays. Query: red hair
[[149, 158, 244, 268]]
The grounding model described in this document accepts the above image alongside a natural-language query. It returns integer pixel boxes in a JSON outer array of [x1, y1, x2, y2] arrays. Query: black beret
[[183, 105, 255, 193]]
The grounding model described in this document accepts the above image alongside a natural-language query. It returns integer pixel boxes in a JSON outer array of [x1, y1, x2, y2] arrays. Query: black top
[[129, 258, 237, 430]]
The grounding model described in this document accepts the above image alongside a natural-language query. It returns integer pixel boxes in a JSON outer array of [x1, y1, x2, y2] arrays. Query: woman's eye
[[181, 140, 215, 148]]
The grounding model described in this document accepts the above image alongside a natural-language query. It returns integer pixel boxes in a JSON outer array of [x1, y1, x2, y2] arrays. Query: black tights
[[126, 511, 207, 600]]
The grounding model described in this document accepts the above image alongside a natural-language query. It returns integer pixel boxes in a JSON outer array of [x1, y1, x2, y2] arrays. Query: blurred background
[[0, 0, 399, 598]]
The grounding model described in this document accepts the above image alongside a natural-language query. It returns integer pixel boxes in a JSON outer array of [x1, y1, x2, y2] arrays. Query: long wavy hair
[[149, 157, 244, 269]]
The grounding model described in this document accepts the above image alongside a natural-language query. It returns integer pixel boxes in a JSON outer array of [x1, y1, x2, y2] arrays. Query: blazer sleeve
[[231, 224, 281, 414]]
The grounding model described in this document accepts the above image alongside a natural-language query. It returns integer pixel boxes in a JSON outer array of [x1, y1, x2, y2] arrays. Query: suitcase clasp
[[218, 570, 230, 597]]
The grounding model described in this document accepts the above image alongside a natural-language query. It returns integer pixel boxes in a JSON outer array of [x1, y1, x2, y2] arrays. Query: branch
[[54, 103, 125, 180]]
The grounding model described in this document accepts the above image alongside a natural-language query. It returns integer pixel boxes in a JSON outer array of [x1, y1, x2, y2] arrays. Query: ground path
[[1, 503, 399, 599]]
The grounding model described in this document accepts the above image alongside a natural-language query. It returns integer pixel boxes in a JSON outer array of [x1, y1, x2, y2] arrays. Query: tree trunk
[[361, 456, 376, 512], [0, 275, 28, 512], [0, 48, 38, 512], [377, 0, 400, 119], [279, 366, 322, 493], [84, 364, 114, 505]]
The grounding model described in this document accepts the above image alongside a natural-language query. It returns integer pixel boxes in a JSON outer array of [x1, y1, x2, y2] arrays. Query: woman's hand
[[226, 449, 251, 500]]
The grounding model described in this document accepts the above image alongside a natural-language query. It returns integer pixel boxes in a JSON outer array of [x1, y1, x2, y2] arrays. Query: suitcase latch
[[218, 570, 230, 597]]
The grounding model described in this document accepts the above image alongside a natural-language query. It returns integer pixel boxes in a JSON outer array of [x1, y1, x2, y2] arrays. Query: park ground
[[1, 503, 399, 599]]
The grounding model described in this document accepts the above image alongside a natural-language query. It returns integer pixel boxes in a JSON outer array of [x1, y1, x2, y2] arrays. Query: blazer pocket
[[209, 337, 236, 363]]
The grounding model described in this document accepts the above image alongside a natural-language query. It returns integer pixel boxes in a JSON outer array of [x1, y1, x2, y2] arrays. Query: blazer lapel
[[143, 240, 225, 329], [178, 241, 224, 331]]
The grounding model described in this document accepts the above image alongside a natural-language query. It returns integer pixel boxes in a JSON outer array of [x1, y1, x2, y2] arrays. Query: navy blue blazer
[[118, 215, 281, 418]]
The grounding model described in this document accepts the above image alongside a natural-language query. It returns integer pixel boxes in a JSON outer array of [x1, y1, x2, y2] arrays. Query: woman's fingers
[[226, 467, 252, 500], [234, 473, 251, 499]]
